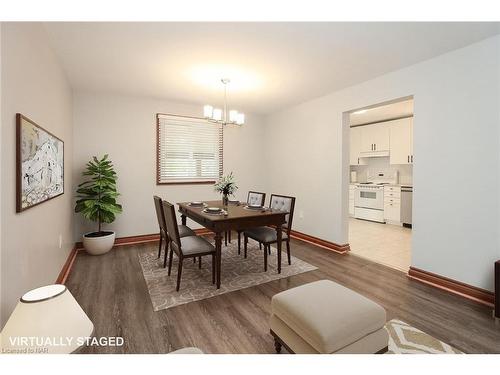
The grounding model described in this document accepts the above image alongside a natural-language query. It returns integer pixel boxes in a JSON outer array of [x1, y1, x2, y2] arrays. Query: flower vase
[[222, 194, 229, 206]]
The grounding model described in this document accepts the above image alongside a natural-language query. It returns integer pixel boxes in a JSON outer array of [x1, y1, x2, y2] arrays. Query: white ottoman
[[270, 280, 388, 354]]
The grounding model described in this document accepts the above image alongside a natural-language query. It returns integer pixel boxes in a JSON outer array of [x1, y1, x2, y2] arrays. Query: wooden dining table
[[177, 200, 288, 289]]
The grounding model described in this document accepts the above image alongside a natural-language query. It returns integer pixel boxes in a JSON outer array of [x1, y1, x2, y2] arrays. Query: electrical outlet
[[58, 234, 63, 249]]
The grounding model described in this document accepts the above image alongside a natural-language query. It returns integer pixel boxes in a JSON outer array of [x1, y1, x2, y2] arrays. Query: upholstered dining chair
[[223, 190, 265, 247], [243, 194, 296, 271], [153, 196, 195, 268], [235, 191, 266, 254], [163, 201, 216, 292]]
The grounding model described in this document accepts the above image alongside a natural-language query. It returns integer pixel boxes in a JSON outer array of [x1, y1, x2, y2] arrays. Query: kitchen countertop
[[350, 182, 413, 187]]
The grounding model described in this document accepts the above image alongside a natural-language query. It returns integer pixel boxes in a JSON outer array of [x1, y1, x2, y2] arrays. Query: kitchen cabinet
[[384, 186, 401, 223], [389, 117, 413, 165], [360, 122, 390, 152], [349, 126, 367, 165]]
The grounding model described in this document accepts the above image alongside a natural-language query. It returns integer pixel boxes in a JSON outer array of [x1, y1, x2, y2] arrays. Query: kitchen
[[348, 98, 413, 272]]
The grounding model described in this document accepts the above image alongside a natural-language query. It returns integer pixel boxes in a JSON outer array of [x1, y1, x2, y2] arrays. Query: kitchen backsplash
[[350, 157, 413, 185]]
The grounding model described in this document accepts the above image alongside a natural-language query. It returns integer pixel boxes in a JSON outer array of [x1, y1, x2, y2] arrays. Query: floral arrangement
[[214, 172, 238, 197]]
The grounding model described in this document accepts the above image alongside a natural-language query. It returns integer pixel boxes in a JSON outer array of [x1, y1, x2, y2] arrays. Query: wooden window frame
[[156, 113, 223, 185]]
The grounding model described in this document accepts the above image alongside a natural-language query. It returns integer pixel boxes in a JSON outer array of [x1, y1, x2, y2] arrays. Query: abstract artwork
[[16, 114, 64, 212]]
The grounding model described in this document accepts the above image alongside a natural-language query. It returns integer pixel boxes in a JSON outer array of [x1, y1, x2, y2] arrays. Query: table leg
[[181, 214, 187, 226], [214, 231, 222, 289], [276, 226, 282, 274]]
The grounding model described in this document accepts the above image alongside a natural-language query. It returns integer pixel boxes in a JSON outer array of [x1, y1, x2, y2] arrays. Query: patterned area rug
[[138, 240, 317, 311], [386, 319, 462, 354]]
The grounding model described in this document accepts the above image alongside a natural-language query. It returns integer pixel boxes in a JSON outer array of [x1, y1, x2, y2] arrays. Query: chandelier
[[203, 78, 245, 126]]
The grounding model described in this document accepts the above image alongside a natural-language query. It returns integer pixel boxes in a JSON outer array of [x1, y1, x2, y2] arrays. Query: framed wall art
[[16, 113, 64, 212]]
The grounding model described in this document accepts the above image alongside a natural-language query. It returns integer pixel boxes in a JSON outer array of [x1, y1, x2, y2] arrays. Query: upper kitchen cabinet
[[389, 117, 413, 164], [360, 122, 390, 152], [350, 126, 367, 165]]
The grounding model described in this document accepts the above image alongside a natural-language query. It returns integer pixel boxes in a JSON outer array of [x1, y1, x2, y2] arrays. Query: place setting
[[187, 201, 207, 208], [202, 206, 228, 216]]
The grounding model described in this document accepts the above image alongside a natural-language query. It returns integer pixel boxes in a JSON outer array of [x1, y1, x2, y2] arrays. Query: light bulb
[[229, 110, 238, 123], [212, 108, 223, 121], [236, 113, 245, 125], [203, 105, 213, 118]]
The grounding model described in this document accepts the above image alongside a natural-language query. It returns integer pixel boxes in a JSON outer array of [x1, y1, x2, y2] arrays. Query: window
[[157, 114, 223, 184]]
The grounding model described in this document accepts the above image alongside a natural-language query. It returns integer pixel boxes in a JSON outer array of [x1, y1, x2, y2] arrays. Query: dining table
[[177, 200, 288, 289]]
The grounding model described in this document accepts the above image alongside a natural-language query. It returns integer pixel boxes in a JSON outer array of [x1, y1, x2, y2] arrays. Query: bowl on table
[[246, 204, 264, 210], [189, 201, 205, 207], [206, 207, 222, 213]]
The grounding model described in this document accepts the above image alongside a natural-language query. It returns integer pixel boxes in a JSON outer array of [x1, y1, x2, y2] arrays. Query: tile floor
[[348, 217, 412, 272]]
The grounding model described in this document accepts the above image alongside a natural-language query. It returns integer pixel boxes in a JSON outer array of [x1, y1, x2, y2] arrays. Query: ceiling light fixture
[[203, 78, 244, 126]]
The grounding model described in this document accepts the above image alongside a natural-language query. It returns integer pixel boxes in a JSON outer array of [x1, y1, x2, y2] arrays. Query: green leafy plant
[[75, 155, 122, 234], [214, 172, 238, 196]]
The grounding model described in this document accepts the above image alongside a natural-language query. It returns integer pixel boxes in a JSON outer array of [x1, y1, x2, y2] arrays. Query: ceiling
[[44, 22, 500, 115], [350, 98, 413, 126]]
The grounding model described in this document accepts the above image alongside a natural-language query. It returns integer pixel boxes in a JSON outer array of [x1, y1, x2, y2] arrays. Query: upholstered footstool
[[270, 280, 388, 354]]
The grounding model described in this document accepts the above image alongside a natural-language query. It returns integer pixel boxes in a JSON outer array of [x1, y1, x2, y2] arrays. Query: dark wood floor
[[66, 236, 500, 354]]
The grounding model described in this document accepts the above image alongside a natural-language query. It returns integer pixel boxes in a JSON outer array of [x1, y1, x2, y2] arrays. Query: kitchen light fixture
[[203, 78, 245, 126]]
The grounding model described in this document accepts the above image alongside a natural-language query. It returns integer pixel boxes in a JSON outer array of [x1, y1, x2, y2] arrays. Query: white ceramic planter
[[83, 231, 116, 255]]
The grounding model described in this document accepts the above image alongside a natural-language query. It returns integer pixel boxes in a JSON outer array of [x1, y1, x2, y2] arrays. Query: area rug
[[386, 319, 462, 354], [138, 240, 317, 311]]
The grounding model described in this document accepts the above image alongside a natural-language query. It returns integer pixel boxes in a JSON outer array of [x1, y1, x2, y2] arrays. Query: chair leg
[[244, 235, 248, 258], [238, 231, 241, 254], [157, 235, 163, 258], [224, 231, 228, 246], [163, 240, 170, 268], [228, 230, 231, 243], [259, 242, 262, 250], [268, 245, 271, 255], [176, 257, 183, 292], [274, 337, 282, 354], [264, 244, 268, 272], [286, 240, 291, 265], [211, 254, 216, 285], [199, 256, 202, 269], [167, 246, 174, 276]]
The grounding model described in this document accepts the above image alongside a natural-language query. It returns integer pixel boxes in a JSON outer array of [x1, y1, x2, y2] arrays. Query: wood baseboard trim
[[289, 230, 350, 254], [194, 228, 213, 236], [56, 246, 79, 284], [75, 229, 212, 250], [408, 266, 494, 307]]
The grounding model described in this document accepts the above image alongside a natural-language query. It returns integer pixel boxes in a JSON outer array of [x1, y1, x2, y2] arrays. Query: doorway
[[346, 97, 413, 272]]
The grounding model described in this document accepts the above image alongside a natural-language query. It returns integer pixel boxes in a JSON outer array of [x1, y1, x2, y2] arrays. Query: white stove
[[354, 170, 398, 223]]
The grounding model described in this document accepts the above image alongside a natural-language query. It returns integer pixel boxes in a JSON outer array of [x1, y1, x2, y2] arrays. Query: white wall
[[265, 35, 500, 291], [73, 92, 266, 238], [1, 23, 74, 328]]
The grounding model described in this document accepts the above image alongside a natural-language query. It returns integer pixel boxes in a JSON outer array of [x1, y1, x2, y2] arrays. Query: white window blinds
[[157, 114, 223, 184]]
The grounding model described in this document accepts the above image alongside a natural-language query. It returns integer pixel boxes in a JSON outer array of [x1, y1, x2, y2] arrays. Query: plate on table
[[206, 207, 222, 213], [245, 204, 264, 210], [188, 201, 206, 207]]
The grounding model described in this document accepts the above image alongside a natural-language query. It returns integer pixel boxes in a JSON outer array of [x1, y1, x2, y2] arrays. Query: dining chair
[[163, 201, 216, 291], [153, 196, 196, 267], [236, 191, 266, 254], [243, 194, 296, 271]]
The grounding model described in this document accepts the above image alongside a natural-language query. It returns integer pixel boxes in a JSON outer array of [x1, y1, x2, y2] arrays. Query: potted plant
[[214, 172, 238, 206], [75, 155, 122, 255]]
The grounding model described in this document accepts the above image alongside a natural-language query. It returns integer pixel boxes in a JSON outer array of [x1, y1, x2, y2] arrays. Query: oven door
[[355, 188, 383, 209]]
